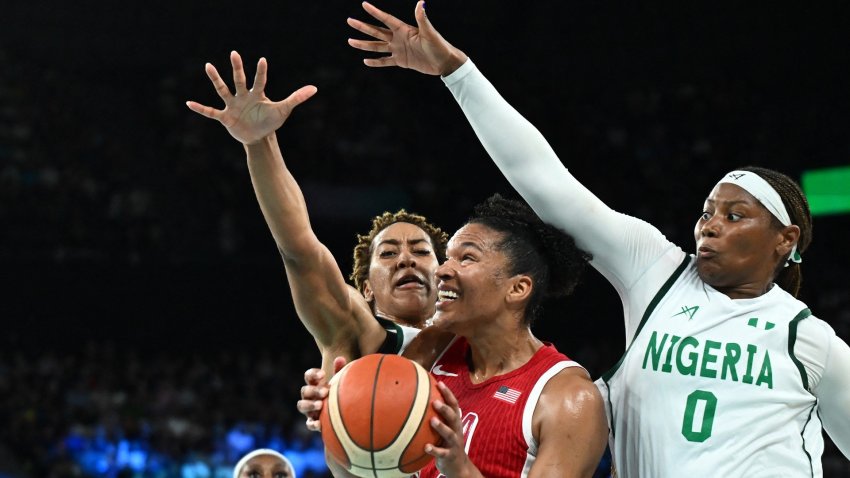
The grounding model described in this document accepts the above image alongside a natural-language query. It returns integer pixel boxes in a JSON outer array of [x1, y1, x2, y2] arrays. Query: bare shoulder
[[535, 366, 604, 424], [530, 366, 608, 477]]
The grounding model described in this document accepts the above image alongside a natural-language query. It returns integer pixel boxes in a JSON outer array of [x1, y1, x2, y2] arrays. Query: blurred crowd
[[0, 339, 327, 478]]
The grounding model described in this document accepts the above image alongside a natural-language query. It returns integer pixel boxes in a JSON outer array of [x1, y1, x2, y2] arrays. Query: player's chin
[[430, 308, 455, 328], [695, 262, 729, 289], [387, 303, 431, 326], [394, 288, 431, 304]]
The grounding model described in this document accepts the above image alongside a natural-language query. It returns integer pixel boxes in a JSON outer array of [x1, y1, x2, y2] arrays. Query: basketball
[[319, 354, 442, 478]]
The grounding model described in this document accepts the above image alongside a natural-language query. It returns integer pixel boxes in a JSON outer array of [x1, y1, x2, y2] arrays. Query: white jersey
[[597, 254, 823, 477], [441, 58, 850, 476]]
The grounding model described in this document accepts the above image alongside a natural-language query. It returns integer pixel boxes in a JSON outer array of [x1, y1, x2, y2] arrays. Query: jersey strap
[[375, 316, 404, 354], [788, 308, 814, 390]]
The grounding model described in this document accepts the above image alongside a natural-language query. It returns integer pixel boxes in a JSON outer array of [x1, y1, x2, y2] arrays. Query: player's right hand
[[298, 368, 327, 432], [186, 50, 317, 145], [347, 1, 467, 77], [297, 356, 347, 432]]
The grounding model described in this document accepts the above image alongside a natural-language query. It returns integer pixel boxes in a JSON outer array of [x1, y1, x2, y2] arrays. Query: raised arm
[[346, 1, 603, 232], [348, 4, 676, 293], [187, 52, 386, 368]]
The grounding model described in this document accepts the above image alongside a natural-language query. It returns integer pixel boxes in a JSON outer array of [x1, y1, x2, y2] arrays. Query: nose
[[397, 249, 416, 269], [436, 258, 456, 279], [700, 216, 719, 238]]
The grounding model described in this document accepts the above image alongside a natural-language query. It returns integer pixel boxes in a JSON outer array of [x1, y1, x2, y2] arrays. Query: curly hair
[[467, 194, 591, 325], [350, 210, 448, 294], [739, 166, 812, 297]]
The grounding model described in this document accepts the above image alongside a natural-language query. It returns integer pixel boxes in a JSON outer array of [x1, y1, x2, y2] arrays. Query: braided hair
[[466, 194, 591, 325], [740, 166, 812, 297]]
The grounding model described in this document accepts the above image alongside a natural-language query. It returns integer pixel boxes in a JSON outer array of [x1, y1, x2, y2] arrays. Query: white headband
[[233, 449, 296, 478], [717, 170, 801, 266]]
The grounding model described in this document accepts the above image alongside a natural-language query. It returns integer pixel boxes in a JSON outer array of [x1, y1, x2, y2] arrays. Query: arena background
[[2, 1, 849, 476]]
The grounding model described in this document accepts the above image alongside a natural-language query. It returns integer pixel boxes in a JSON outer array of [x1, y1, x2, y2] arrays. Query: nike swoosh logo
[[432, 365, 458, 377]]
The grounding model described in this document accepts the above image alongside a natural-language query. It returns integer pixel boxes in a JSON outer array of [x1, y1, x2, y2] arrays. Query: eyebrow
[[452, 241, 485, 252], [376, 238, 430, 247], [705, 198, 752, 207]]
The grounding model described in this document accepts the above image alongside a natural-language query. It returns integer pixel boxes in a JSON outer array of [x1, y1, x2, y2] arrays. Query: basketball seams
[[369, 355, 385, 478], [374, 360, 431, 469], [396, 362, 434, 469], [372, 358, 419, 453], [326, 363, 354, 467], [324, 355, 437, 478]]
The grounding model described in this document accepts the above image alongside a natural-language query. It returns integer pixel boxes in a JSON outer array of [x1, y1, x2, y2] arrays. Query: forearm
[[442, 60, 675, 288], [245, 133, 317, 261], [245, 133, 368, 348], [441, 61, 616, 245], [442, 61, 574, 218]]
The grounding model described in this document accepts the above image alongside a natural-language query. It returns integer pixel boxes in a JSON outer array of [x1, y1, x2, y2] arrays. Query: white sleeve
[[442, 60, 678, 297], [802, 318, 850, 457]]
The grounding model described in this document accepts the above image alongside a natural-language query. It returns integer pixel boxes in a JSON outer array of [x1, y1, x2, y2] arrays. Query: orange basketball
[[319, 354, 442, 478]]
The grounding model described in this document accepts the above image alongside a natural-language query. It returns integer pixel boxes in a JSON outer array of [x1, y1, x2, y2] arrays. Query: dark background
[[2, 1, 849, 476]]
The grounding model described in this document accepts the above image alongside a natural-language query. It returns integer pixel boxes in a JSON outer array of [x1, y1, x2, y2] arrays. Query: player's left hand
[[186, 50, 316, 145]]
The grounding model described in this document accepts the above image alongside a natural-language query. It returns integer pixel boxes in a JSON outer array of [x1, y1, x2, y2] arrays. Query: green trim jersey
[[375, 316, 420, 355], [441, 59, 850, 476], [598, 255, 823, 477]]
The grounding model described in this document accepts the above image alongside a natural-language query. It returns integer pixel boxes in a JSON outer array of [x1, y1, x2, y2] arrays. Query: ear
[[776, 224, 801, 258], [362, 280, 375, 303], [505, 275, 533, 308]]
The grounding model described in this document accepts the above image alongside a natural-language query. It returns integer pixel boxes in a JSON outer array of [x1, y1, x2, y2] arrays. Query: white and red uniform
[[418, 337, 583, 478]]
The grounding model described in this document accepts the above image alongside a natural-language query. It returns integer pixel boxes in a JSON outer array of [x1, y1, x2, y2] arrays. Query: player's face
[[693, 182, 786, 295], [431, 223, 513, 333], [364, 222, 439, 326], [238, 454, 293, 478]]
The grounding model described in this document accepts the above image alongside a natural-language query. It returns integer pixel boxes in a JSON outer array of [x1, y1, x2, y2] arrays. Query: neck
[[465, 327, 542, 384], [715, 281, 774, 300], [373, 309, 429, 329]]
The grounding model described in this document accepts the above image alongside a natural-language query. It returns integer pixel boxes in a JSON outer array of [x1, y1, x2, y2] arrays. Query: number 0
[[681, 390, 717, 442]]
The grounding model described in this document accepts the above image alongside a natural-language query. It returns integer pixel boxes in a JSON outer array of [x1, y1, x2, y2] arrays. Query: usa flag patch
[[493, 385, 521, 404]]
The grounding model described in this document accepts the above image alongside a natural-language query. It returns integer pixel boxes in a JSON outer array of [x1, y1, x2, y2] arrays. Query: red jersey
[[418, 337, 582, 478]]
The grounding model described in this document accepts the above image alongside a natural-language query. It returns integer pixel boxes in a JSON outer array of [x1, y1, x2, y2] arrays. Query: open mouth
[[396, 275, 424, 288], [437, 290, 458, 302]]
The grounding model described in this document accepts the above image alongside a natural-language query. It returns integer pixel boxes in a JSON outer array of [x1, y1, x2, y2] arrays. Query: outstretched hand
[[347, 1, 467, 76], [186, 51, 317, 145]]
